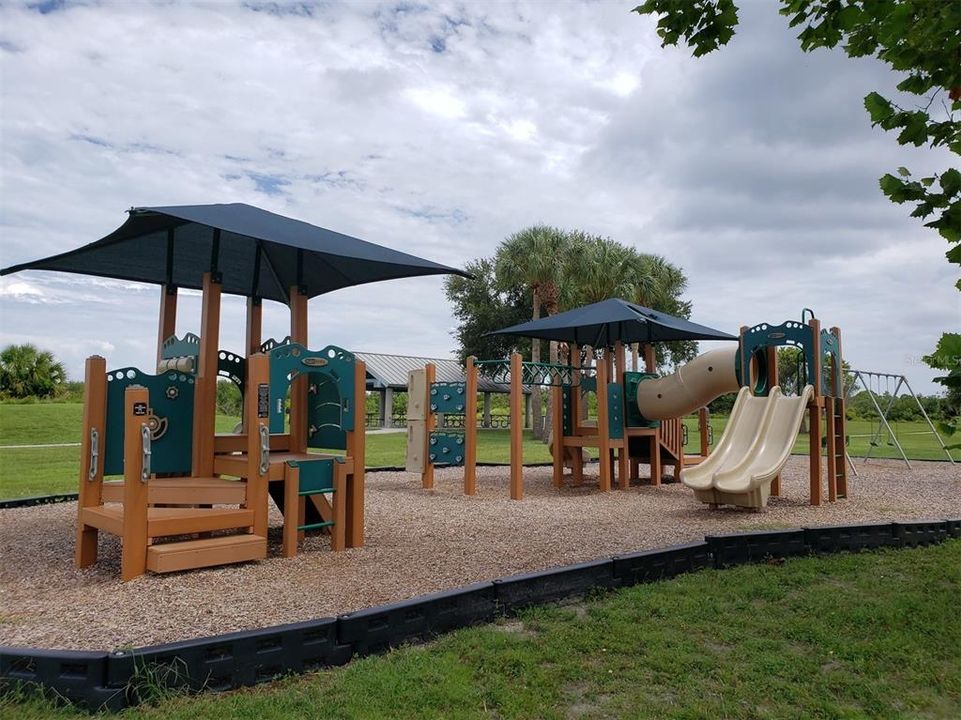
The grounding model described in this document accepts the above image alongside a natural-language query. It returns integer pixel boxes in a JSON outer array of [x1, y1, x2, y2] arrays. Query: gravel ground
[[1, 457, 958, 651]]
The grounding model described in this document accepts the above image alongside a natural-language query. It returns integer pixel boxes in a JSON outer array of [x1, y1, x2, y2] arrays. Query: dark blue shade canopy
[[0, 203, 470, 303], [489, 298, 737, 346]]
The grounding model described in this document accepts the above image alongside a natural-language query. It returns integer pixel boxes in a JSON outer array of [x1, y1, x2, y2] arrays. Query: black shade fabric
[[0, 203, 470, 303], [489, 298, 737, 346]]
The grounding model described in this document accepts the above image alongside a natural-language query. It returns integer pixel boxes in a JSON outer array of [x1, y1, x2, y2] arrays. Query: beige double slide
[[681, 384, 813, 508]]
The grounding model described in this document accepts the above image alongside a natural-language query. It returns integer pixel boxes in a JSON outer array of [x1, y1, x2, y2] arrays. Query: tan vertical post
[[121, 385, 150, 582], [766, 345, 781, 496], [464, 356, 478, 495], [510, 352, 524, 500], [289, 287, 309, 455], [422, 362, 436, 490], [332, 466, 346, 551], [570, 346, 583, 484], [614, 341, 629, 489], [282, 463, 300, 558], [246, 298, 263, 355], [347, 359, 366, 547], [156, 285, 178, 366], [76, 355, 107, 568], [245, 353, 270, 538], [825, 395, 837, 502], [596, 352, 611, 492], [832, 326, 848, 499], [809, 318, 822, 505], [191, 272, 221, 477]]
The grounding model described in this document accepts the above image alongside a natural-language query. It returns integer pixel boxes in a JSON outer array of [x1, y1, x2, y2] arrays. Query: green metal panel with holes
[[429, 382, 467, 415], [623, 372, 659, 428], [103, 367, 195, 476], [607, 383, 625, 440], [428, 431, 466, 466], [739, 321, 814, 396], [268, 342, 356, 437]]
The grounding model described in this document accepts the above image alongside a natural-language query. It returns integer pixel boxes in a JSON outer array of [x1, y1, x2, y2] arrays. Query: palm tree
[[495, 226, 572, 438], [626, 254, 689, 371], [0, 344, 67, 398]]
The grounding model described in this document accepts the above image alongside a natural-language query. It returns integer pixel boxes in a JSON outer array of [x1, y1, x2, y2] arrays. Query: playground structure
[[76, 280, 368, 580], [406, 309, 848, 509], [844, 369, 955, 470], [2, 203, 467, 580]]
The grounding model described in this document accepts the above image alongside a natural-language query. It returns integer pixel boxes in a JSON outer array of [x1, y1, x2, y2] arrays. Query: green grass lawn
[[5, 541, 959, 719], [0, 403, 955, 500]]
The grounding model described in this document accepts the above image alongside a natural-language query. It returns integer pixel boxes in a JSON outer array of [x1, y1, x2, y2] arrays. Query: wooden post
[[596, 352, 611, 492], [332, 466, 347, 551], [282, 463, 300, 558], [191, 272, 221, 477], [246, 297, 263, 355], [464, 357, 478, 495], [510, 352, 524, 500], [832, 326, 848, 499], [422, 362, 436, 490], [245, 353, 270, 538], [552, 384, 564, 488], [289, 287, 309, 455], [826, 395, 837, 502], [766, 345, 781, 496], [156, 285, 177, 367], [347, 359, 366, 547], [809, 318, 822, 505], [121, 385, 150, 582], [614, 341, 629, 489], [570, 345, 583, 484], [643, 343, 656, 373], [76, 355, 107, 568], [698, 407, 710, 458]]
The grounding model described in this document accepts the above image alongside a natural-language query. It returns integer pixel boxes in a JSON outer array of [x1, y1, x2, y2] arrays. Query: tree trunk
[[530, 291, 544, 439]]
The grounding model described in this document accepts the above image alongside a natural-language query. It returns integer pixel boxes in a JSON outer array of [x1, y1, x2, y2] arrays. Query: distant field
[[0, 402, 955, 499]]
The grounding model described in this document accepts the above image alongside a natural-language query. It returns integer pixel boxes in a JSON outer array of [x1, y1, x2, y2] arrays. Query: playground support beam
[[766, 344, 781, 497], [156, 285, 177, 366], [347, 359, 367, 547], [245, 353, 270, 538], [570, 345, 584, 484], [421, 363, 436, 490], [121, 385, 150, 582], [552, 382, 564, 488], [246, 298, 262, 355], [464, 357, 478, 495], [809, 317, 822, 506], [288, 287, 308, 455], [615, 341, 629, 489], [510, 352, 523, 500], [596, 353, 612, 492], [191, 272, 221, 477], [76, 355, 106, 569]]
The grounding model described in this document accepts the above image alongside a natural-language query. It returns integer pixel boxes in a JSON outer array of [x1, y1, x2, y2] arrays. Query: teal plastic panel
[[580, 376, 597, 394], [269, 343, 356, 436], [561, 386, 574, 436], [160, 332, 200, 360], [428, 431, 465, 466], [623, 372, 659, 428], [289, 457, 342, 495], [820, 330, 841, 395], [307, 372, 347, 450], [740, 321, 814, 396], [429, 382, 467, 415], [607, 383, 624, 439], [103, 368, 195, 476]]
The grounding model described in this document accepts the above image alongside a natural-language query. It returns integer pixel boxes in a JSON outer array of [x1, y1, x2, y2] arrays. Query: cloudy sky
[[0, 0, 957, 393]]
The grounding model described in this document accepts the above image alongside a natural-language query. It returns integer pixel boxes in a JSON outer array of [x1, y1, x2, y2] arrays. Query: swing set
[[845, 369, 955, 470]]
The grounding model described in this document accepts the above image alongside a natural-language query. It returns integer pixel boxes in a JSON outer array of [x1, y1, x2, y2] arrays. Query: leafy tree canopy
[[0, 344, 67, 399], [633, 0, 960, 440]]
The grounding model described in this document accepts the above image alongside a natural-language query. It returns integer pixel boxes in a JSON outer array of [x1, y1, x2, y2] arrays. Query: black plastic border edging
[[2, 519, 958, 712]]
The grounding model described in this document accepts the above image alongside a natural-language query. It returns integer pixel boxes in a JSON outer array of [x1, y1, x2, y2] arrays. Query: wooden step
[[81, 506, 255, 538], [146, 534, 267, 573], [101, 477, 247, 505], [214, 451, 352, 480]]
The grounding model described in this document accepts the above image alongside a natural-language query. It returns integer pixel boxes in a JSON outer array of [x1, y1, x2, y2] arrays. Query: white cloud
[[0, 0, 956, 394]]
